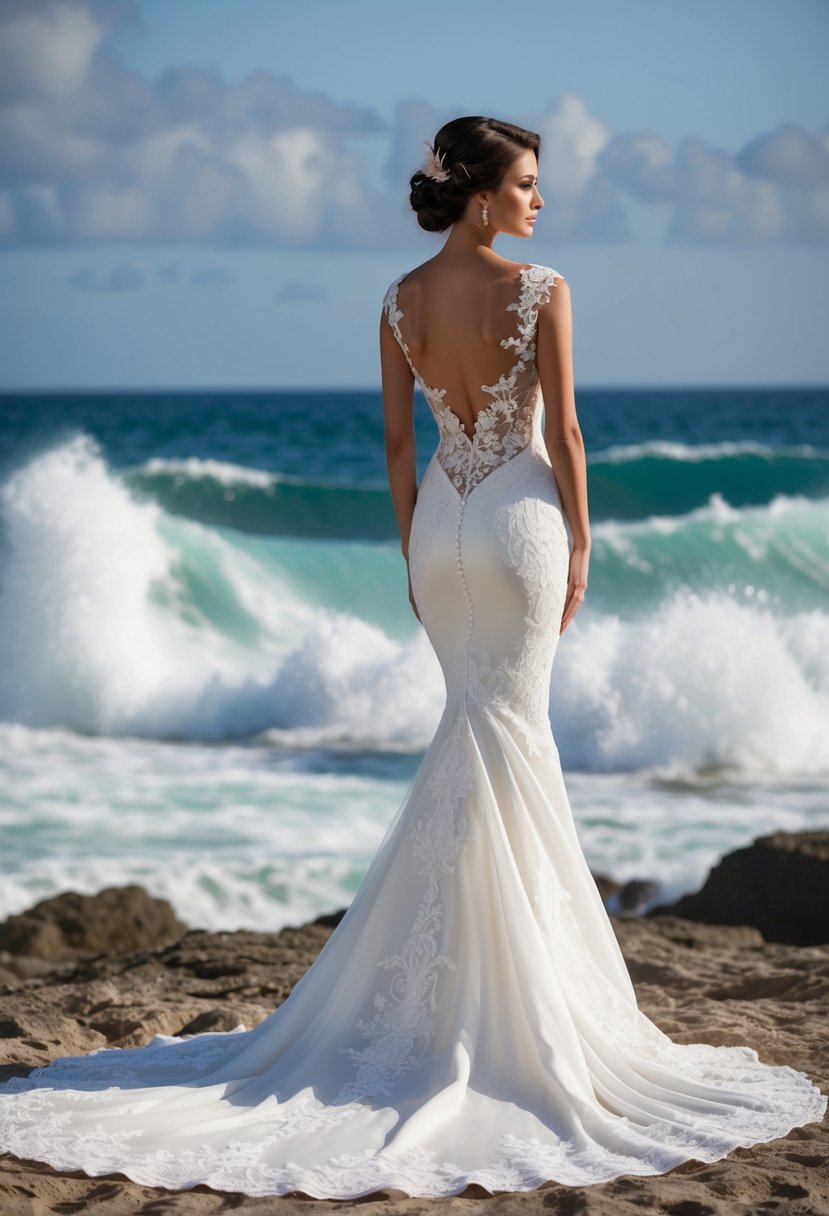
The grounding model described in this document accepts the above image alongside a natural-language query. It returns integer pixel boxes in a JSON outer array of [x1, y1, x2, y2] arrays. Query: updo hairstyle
[[409, 115, 541, 234]]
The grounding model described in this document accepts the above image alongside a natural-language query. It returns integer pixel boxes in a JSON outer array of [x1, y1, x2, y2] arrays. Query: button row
[[456, 494, 474, 643]]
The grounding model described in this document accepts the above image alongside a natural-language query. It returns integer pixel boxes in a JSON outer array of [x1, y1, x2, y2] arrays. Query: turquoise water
[[1, 387, 827, 929]]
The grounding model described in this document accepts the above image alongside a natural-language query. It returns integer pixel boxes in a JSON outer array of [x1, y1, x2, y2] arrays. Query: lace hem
[[0, 1048, 825, 1199]]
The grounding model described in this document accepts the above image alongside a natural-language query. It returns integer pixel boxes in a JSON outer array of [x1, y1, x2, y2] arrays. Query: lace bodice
[[382, 264, 562, 498]]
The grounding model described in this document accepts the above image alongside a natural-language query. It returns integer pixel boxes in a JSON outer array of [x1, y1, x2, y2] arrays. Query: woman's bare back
[[392, 257, 535, 439]]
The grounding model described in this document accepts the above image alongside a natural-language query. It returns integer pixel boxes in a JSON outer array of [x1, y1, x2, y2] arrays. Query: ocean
[[1, 386, 827, 931]]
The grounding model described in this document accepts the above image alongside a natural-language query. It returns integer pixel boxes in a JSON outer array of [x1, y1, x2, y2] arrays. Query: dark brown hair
[[409, 115, 541, 233]]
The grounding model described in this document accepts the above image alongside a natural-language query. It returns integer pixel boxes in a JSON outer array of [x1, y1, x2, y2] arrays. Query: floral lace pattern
[[488, 494, 571, 755], [336, 708, 472, 1101], [383, 264, 561, 498], [0, 1062, 824, 1199]]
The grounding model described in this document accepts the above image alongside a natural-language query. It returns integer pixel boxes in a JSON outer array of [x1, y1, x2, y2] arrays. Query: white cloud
[[0, 0, 105, 103], [738, 122, 829, 190], [0, 0, 394, 250], [599, 124, 829, 245], [534, 94, 629, 241], [0, 1, 825, 249]]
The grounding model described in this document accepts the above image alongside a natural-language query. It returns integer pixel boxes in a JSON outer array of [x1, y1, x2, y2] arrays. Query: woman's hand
[[406, 558, 422, 623], [560, 545, 589, 635]]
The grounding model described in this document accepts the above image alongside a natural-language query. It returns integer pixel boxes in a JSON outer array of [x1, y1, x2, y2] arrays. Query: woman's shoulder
[[383, 257, 432, 296], [381, 260, 436, 321], [381, 263, 418, 308], [385, 258, 564, 284], [490, 260, 569, 297], [382, 259, 567, 309], [381, 268, 410, 322], [521, 261, 567, 286], [525, 265, 570, 319]]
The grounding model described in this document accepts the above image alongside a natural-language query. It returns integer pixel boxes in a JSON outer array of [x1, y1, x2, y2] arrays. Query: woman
[[0, 115, 825, 1202]]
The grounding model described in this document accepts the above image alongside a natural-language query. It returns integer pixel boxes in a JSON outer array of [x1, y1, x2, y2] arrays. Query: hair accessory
[[421, 138, 451, 183]]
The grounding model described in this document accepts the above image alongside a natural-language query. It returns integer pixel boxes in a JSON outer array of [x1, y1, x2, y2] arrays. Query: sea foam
[[1, 434, 827, 776]]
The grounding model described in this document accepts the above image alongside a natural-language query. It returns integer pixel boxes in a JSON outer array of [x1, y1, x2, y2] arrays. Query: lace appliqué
[[383, 265, 561, 499], [1, 1071, 824, 1198], [336, 708, 472, 1101], [484, 496, 570, 755]]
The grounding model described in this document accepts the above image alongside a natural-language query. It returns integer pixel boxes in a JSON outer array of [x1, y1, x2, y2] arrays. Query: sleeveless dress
[[0, 263, 824, 1200]]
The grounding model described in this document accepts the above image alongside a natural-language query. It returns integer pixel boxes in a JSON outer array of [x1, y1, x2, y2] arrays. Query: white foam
[[137, 456, 361, 490], [2, 722, 827, 932], [1, 436, 827, 774], [552, 591, 829, 775], [592, 439, 829, 464], [0, 433, 179, 731], [0, 721, 410, 930], [593, 489, 825, 536], [0, 435, 441, 743]]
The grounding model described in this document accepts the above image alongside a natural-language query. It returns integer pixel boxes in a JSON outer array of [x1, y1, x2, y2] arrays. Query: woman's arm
[[536, 276, 591, 634], [379, 306, 417, 558]]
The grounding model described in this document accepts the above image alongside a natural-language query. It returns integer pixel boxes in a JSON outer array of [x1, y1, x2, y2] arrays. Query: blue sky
[[1, 0, 827, 389]]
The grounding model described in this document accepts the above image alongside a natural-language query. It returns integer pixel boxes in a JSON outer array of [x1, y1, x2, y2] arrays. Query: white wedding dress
[[0, 263, 825, 1199]]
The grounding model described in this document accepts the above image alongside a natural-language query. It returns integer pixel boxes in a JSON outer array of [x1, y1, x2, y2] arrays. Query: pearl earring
[[481, 204, 489, 226]]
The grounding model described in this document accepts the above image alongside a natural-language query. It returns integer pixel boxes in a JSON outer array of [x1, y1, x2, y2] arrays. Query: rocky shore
[[1, 831, 827, 1215]]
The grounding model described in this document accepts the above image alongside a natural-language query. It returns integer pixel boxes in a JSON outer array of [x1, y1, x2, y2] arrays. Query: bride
[[0, 114, 825, 1201]]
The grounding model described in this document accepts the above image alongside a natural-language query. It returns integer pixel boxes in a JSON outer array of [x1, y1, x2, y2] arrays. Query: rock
[[313, 907, 347, 928], [591, 873, 620, 904], [616, 879, 660, 914], [0, 967, 22, 991], [178, 1008, 249, 1035], [0, 949, 69, 982], [591, 874, 659, 915], [649, 830, 829, 946], [0, 917, 65, 960], [87, 1014, 148, 1042], [636, 917, 765, 952], [0, 885, 188, 963]]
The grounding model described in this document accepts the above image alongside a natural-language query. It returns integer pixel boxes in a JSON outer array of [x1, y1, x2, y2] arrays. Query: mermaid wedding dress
[[0, 264, 825, 1199]]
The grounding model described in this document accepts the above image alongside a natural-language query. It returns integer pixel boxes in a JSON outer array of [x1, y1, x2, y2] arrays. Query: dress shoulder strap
[[382, 273, 407, 333], [382, 273, 420, 382], [498, 265, 563, 370], [518, 264, 563, 315]]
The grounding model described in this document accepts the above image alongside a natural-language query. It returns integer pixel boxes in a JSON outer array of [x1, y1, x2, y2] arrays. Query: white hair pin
[[421, 138, 450, 183]]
